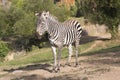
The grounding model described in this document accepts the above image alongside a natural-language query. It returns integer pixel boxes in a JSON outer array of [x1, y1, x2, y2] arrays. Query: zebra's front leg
[[66, 44, 73, 66], [51, 46, 57, 72], [57, 46, 62, 72]]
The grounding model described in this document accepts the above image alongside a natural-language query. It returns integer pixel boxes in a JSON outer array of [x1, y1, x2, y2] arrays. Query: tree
[[77, 0, 120, 33]]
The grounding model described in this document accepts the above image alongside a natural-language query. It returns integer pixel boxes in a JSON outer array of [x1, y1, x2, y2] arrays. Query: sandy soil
[[0, 50, 120, 80]]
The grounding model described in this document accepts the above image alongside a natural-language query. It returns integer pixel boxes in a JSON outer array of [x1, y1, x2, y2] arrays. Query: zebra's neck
[[47, 18, 59, 36], [46, 18, 64, 45], [48, 14, 58, 22]]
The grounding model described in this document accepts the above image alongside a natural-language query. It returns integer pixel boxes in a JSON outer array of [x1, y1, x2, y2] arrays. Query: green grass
[[81, 45, 120, 56], [81, 40, 120, 56], [0, 40, 120, 69], [0, 41, 93, 68], [0, 48, 52, 66]]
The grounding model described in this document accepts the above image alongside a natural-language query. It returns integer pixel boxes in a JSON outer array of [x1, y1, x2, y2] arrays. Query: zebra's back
[[63, 19, 82, 45], [64, 19, 82, 38]]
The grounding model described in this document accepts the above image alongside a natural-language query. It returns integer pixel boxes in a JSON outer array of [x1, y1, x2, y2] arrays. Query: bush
[[52, 5, 70, 22], [14, 12, 35, 36], [70, 5, 77, 17], [0, 41, 9, 60], [0, 8, 10, 37], [77, 0, 120, 33]]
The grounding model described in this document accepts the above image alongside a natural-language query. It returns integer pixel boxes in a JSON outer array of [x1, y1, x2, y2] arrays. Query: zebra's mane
[[48, 13, 58, 22]]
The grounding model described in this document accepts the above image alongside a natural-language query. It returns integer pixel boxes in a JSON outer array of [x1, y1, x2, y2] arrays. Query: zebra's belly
[[63, 38, 75, 46], [49, 38, 63, 47], [49, 36, 75, 46]]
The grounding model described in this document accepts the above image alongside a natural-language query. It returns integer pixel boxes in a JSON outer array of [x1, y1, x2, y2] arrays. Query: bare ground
[[0, 50, 120, 80]]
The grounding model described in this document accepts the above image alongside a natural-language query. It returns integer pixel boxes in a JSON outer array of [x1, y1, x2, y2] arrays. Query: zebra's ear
[[35, 11, 41, 16], [35, 12, 39, 16], [46, 11, 49, 15]]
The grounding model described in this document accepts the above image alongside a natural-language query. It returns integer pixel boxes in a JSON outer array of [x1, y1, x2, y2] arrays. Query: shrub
[[76, 0, 120, 34], [14, 12, 35, 36], [52, 5, 70, 22], [70, 5, 77, 17], [0, 41, 9, 60], [0, 8, 10, 37]]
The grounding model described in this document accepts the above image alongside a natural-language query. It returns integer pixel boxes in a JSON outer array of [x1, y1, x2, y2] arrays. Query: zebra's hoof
[[52, 68, 57, 73], [57, 68, 60, 72], [52, 67, 60, 73], [75, 63, 79, 67], [52, 69, 58, 73], [65, 63, 71, 67]]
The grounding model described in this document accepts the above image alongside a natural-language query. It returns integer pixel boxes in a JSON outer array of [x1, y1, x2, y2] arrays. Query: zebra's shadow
[[3, 63, 52, 73], [80, 30, 109, 44]]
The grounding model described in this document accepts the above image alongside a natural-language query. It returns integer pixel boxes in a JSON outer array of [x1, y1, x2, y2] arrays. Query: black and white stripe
[[63, 20, 82, 45], [36, 11, 82, 72]]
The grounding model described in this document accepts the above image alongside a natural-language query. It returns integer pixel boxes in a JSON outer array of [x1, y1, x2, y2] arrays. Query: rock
[[96, 24, 111, 39], [12, 70, 24, 74], [82, 23, 112, 39], [4, 51, 15, 61]]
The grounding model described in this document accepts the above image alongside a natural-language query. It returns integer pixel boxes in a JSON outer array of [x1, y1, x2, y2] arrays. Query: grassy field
[[0, 39, 120, 69]]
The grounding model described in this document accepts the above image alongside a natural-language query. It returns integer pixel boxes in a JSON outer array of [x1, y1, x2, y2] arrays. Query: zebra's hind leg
[[75, 39, 79, 67], [66, 44, 73, 66], [51, 46, 57, 72]]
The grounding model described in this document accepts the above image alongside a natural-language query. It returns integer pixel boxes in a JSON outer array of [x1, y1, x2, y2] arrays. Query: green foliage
[[5, 0, 71, 36], [14, 12, 35, 36], [0, 0, 73, 37], [0, 42, 9, 58], [52, 5, 70, 22], [77, 0, 120, 32], [0, 8, 9, 36], [22, 0, 55, 12], [70, 5, 78, 17]]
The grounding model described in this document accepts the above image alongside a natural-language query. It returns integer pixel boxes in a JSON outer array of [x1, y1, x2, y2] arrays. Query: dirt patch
[[1, 51, 120, 80]]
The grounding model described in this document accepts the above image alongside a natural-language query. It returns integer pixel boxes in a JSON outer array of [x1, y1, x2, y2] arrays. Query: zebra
[[35, 11, 82, 72]]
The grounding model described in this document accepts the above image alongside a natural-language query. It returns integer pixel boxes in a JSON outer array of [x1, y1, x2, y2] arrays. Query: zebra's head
[[35, 11, 49, 36]]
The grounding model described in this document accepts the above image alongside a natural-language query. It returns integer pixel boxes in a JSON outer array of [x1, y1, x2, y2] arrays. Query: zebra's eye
[[43, 13, 47, 17], [43, 13, 48, 19]]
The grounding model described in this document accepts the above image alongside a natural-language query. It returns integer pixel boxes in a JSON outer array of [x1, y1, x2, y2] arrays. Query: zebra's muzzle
[[35, 32, 42, 39]]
